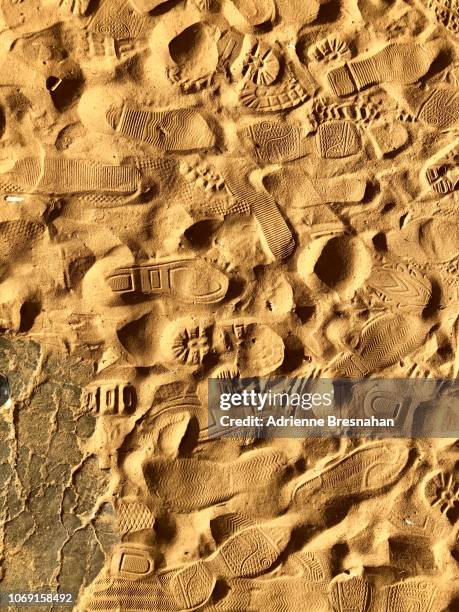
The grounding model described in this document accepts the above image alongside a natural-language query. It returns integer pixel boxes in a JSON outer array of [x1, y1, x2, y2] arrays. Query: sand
[[0, 0, 457, 610]]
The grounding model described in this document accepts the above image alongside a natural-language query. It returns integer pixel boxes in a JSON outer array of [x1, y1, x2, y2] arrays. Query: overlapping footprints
[[88, 0, 152, 39], [242, 551, 331, 611], [107, 258, 229, 304], [2, 0, 457, 606], [327, 40, 443, 96], [424, 143, 459, 195], [110, 542, 156, 580], [240, 41, 281, 86], [160, 513, 290, 609], [78, 90, 215, 152], [85, 510, 442, 611], [425, 0, 459, 36], [327, 575, 441, 612], [180, 156, 296, 260], [144, 448, 289, 512], [328, 575, 371, 612], [316, 120, 361, 159], [240, 59, 316, 112], [160, 317, 284, 375], [117, 403, 289, 509], [364, 263, 432, 311], [308, 35, 351, 64], [130, 392, 212, 442], [0, 220, 45, 261], [291, 441, 410, 507], [382, 579, 439, 612], [417, 84, 459, 129], [85, 512, 289, 610], [233, 574, 442, 612], [105, 103, 215, 152], [217, 159, 295, 260], [167, 22, 219, 93], [328, 313, 429, 377], [232, 37, 317, 112], [242, 120, 309, 164], [81, 374, 139, 469], [0, 155, 142, 195], [82, 380, 137, 415], [115, 496, 155, 535], [84, 574, 178, 611], [248, 577, 329, 611], [423, 471, 459, 523]]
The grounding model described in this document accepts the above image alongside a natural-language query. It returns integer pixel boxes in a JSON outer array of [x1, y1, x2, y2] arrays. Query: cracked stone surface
[[0, 338, 115, 607]]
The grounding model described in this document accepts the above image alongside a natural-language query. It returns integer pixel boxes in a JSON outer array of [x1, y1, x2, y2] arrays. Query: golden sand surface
[[0, 0, 457, 609]]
